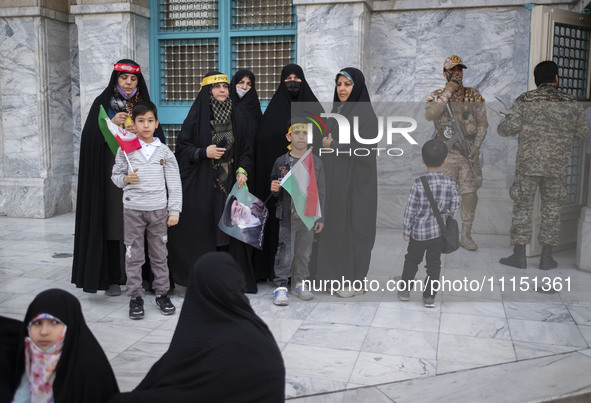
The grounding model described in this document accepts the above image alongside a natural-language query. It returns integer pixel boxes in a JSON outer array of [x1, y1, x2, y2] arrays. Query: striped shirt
[[403, 171, 460, 241], [111, 143, 182, 216]]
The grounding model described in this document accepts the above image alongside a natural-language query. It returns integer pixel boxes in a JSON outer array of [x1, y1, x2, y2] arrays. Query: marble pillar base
[[0, 177, 71, 218], [576, 207, 591, 271]]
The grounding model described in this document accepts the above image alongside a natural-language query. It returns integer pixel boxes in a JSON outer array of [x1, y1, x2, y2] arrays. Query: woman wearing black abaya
[[313, 68, 378, 297], [72, 59, 165, 295], [168, 72, 256, 291], [109, 252, 285, 403], [229, 69, 262, 143], [9, 289, 119, 403], [252, 64, 322, 281]]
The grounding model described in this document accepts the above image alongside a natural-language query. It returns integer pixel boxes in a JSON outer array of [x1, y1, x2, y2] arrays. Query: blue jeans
[[273, 217, 314, 287]]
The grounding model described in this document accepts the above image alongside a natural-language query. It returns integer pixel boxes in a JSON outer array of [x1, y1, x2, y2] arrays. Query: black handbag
[[420, 176, 459, 254]]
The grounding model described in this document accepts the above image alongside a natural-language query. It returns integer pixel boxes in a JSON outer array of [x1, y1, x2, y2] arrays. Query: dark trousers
[[401, 236, 446, 298]]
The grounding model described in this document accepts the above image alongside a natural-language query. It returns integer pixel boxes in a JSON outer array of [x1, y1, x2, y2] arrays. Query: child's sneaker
[[336, 287, 365, 298], [397, 290, 410, 301], [155, 295, 176, 315], [129, 296, 144, 320], [273, 287, 289, 306], [423, 296, 435, 308], [293, 282, 314, 301]]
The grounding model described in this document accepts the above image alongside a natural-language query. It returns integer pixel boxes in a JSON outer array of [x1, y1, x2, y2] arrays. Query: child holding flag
[[111, 101, 182, 319], [269, 118, 325, 306]]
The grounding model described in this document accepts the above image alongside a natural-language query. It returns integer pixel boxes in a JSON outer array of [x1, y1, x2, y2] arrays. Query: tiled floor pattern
[[1, 213, 590, 401]]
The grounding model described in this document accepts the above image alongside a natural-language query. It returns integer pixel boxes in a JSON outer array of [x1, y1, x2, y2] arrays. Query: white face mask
[[236, 87, 250, 99]]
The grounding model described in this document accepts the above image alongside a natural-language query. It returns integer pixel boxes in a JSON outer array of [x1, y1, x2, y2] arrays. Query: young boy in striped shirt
[[399, 139, 460, 307], [111, 100, 182, 319]]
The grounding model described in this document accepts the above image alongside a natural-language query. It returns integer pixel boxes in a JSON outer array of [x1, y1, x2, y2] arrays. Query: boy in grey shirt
[[112, 100, 182, 319]]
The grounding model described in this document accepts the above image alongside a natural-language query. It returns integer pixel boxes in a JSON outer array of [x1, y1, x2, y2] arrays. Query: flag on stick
[[280, 148, 321, 230], [98, 105, 120, 155], [98, 105, 142, 154]]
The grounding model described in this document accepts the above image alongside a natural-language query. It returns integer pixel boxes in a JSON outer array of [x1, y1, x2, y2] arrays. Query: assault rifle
[[443, 102, 478, 179]]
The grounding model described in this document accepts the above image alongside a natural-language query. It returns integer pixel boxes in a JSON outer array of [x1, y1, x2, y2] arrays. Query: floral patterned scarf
[[25, 314, 66, 403]]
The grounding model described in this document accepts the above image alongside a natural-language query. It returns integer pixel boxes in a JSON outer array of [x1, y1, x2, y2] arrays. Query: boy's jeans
[[273, 217, 314, 287], [124, 208, 170, 298], [401, 236, 446, 298]]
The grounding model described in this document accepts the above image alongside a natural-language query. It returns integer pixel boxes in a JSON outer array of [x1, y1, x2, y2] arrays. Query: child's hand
[[167, 215, 179, 227], [314, 222, 324, 233], [270, 180, 281, 193], [403, 235, 409, 243], [322, 133, 334, 148], [125, 168, 139, 184]]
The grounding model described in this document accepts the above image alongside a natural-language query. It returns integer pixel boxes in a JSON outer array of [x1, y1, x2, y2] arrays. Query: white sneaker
[[273, 287, 289, 306], [293, 282, 314, 301]]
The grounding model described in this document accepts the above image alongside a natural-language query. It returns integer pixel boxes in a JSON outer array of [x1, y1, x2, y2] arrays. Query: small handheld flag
[[280, 148, 321, 230]]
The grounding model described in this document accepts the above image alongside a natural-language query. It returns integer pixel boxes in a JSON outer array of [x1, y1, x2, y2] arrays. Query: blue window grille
[[150, 0, 297, 148]]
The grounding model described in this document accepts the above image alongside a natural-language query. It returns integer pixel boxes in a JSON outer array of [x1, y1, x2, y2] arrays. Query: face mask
[[284, 80, 301, 97], [236, 87, 249, 99]]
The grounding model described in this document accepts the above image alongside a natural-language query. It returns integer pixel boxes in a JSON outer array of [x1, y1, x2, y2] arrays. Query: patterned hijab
[[25, 313, 66, 403]]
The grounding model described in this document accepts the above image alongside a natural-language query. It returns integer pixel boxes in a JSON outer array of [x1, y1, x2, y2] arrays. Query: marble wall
[[298, 4, 532, 235], [0, 11, 73, 217]]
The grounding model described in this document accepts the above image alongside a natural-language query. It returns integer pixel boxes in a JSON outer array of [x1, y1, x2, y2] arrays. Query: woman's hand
[[206, 144, 226, 159], [111, 112, 129, 126], [236, 173, 248, 188]]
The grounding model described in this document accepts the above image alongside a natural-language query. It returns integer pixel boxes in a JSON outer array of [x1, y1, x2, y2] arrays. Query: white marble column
[[70, 2, 151, 208], [0, 4, 74, 217]]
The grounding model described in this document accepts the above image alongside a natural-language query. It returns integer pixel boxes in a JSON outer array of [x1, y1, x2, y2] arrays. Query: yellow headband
[[288, 123, 308, 134], [201, 74, 229, 87]]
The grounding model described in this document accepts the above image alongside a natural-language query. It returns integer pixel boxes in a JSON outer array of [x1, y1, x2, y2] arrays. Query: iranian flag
[[98, 105, 141, 155], [280, 148, 321, 230]]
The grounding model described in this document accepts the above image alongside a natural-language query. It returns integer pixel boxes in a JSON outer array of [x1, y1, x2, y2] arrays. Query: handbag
[[420, 176, 459, 254]]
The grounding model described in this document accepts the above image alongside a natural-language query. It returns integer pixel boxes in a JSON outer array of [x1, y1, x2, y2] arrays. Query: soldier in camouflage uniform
[[425, 55, 488, 251], [498, 61, 587, 270]]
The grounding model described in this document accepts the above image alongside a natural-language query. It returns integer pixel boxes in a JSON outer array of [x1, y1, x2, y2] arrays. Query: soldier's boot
[[499, 244, 527, 269], [539, 244, 558, 270], [459, 222, 478, 251]]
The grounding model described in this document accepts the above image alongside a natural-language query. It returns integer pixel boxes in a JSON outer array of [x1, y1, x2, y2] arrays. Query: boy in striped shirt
[[112, 100, 182, 319]]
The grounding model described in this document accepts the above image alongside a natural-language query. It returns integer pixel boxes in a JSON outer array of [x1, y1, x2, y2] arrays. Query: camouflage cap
[[443, 55, 467, 70]]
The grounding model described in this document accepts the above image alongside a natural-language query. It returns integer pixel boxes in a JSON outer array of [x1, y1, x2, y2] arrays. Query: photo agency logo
[[298, 104, 419, 157]]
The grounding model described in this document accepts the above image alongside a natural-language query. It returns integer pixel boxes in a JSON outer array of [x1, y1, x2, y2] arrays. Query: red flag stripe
[[302, 152, 319, 216]]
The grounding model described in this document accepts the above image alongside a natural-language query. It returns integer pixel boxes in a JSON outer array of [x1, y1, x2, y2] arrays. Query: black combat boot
[[499, 244, 526, 269], [539, 244, 558, 270]]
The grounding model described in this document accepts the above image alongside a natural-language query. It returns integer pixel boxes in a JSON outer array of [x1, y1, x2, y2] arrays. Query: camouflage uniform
[[498, 82, 587, 246], [425, 55, 488, 250]]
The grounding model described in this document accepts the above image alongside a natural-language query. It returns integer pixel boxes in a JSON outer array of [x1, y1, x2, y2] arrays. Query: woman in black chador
[[108, 252, 285, 403], [253, 64, 322, 281], [313, 67, 378, 297], [229, 69, 262, 143], [72, 59, 165, 295], [168, 72, 255, 291]]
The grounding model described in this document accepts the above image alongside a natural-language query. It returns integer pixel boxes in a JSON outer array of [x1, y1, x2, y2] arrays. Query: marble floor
[[1, 213, 590, 402]]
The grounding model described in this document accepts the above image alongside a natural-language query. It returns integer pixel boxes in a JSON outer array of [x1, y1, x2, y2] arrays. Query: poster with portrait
[[219, 183, 268, 250]]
